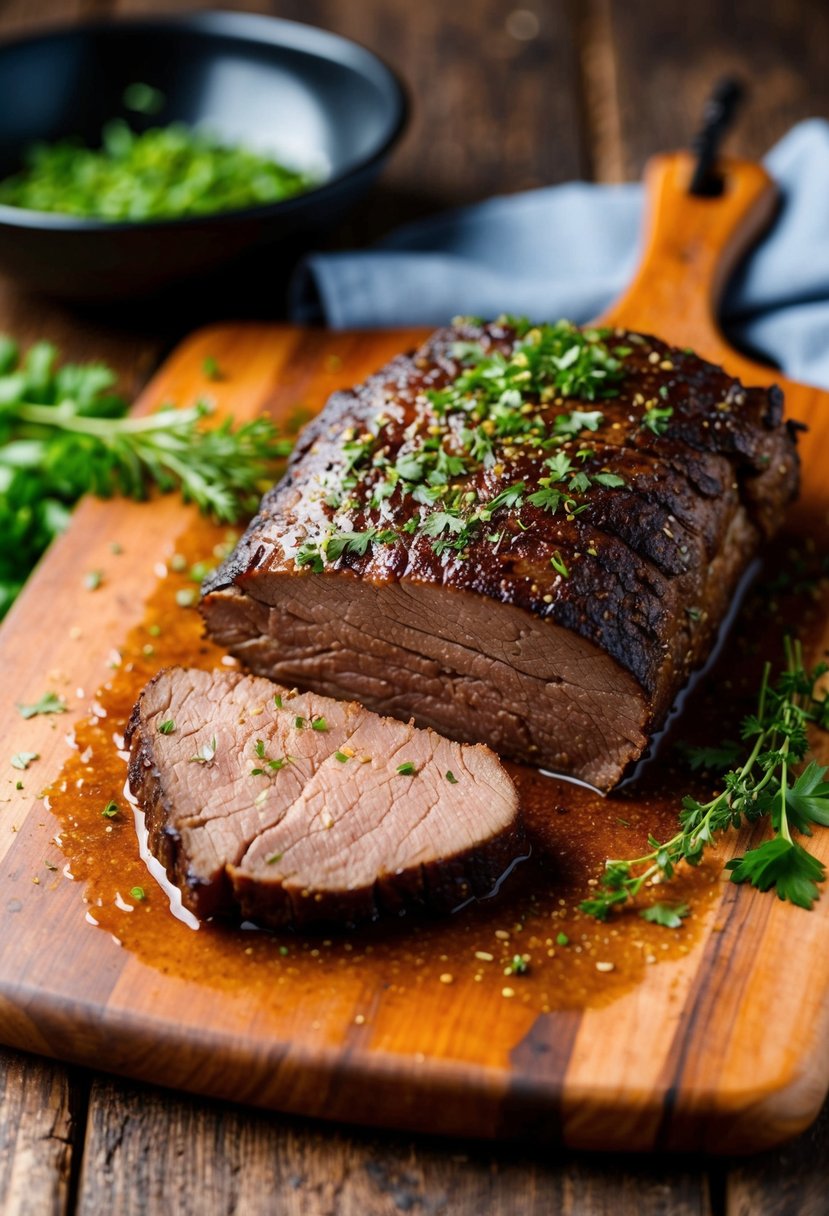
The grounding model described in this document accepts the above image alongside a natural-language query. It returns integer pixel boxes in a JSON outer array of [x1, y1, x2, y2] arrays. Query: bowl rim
[[0, 9, 409, 234]]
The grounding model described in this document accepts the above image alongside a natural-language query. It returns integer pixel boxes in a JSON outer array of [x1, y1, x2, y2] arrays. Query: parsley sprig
[[0, 339, 292, 618], [581, 639, 829, 921]]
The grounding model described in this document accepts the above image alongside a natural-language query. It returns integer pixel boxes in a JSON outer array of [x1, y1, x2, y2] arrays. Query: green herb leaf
[[11, 751, 39, 770], [396, 761, 417, 776], [17, 692, 67, 719], [642, 404, 674, 435], [101, 801, 119, 818], [679, 741, 742, 771], [130, 886, 146, 901], [550, 550, 569, 578], [727, 838, 826, 909], [445, 770, 458, 784], [639, 902, 690, 929], [158, 719, 176, 735]]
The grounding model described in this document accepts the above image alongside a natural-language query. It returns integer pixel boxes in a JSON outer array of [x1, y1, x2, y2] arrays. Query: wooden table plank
[[587, 0, 829, 181], [726, 1097, 829, 1216], [76, 1077, 713, 1216], [0, 1049, 83, 1216]]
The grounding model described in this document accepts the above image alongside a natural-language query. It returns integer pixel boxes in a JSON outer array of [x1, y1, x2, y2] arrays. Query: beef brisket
[[125, 666, 524, 927], [201, 319, 799, 790]]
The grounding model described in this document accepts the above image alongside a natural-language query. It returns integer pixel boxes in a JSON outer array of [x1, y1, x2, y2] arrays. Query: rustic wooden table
[[2, 1, 829, 1212]]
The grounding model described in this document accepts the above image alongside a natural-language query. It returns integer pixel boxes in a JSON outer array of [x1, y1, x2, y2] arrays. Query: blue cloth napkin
[[292, 120, 829, 390]]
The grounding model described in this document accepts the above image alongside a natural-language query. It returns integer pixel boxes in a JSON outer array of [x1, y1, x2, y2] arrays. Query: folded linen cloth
[[291, 120, 829, 389]]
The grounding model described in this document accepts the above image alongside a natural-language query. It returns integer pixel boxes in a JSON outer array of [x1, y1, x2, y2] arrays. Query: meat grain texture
[[202, 320, 799, 790], [126, 666, 524, 927]]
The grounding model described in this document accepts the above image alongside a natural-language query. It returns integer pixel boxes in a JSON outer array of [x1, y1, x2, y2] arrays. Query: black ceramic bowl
[[0, 12, 407, 302]]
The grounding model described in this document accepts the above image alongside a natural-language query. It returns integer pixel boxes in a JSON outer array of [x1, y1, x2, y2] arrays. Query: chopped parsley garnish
[[430, 320, 624, 416], [396, 762, 417, 776], [130, 886, 146, 901], [251, 739, 288, 776], [334, 751, 350, 763], [553, 409, 604, 437], [274, 694, 283, 709], [202, 356, 223, 381], [639, 902, 690, 929], [506, 954, 529, 975], [445, 770, 458, 784], [324, 528, 397, 560], [158, 719, 176, 735], [101, 801, 119, 818], [17, 692, 67, 719], [642, 404, 674, 435], [311, 716, 328, 732], [266, 852, 283, 865], [486, 482, 526, 512], [550, 551, 570, 578], [290, 319, 633, 572], [555, 932, 570, 946], [294, 716, 305, 729], [11, 751, 39, 771], [295, 543, 324, 573]]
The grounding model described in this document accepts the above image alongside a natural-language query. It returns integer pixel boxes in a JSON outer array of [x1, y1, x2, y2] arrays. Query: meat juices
[[201, 320, 798, 790], [125, 666, 525, 928]]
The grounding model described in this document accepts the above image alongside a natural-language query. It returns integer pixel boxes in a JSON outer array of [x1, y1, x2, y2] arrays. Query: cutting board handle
[[596, 152, 778, 377]]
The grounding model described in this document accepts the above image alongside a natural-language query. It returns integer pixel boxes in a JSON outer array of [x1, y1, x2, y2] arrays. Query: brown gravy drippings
[[46, 517, 828, 1013]]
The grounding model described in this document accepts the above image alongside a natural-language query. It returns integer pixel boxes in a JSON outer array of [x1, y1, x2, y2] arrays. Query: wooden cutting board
[[2, 153, 829, 1155]]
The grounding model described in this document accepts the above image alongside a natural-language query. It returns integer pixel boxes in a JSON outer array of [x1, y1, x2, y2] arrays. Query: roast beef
[[125, 666, 524, 927], [201, 318, 799, 790]]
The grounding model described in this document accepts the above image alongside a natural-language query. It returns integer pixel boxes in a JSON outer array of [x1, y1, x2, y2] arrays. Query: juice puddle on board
[[45, 515, 829, 1013]]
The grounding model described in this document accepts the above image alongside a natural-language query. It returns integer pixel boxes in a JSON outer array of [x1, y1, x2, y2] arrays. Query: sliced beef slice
[[202, 320, 799, 790], [125, 666, 524, 928]]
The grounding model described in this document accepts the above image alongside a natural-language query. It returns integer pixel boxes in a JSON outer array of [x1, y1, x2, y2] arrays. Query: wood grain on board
[[1, 153, 829, 1157]]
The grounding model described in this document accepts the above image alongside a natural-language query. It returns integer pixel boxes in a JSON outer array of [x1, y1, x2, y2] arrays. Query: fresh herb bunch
[[581, 638, 829, 922], [0, 338, 292, 617], [0, 120, 313, 222]]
